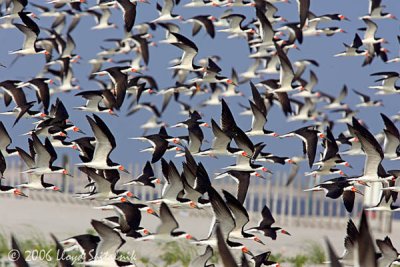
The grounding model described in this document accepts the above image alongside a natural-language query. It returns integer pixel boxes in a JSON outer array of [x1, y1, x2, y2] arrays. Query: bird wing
[[211, 119, 231, 151], [223, 190, 249, 232], [0, 122, 12, 152], [157, 202, 179, 234], [91, 220, 125, 260], [87, 115, 116, 164], [15, 23, 37, 50], [32, 134, 52, 168], [162, 160, 183, 200], [208, 186, 235, 238], [79, 167, 111, 194], [259, 205, 275, 229], [250, 101, 267, 133]]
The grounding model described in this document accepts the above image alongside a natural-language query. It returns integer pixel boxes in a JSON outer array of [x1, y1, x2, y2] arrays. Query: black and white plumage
[[10, 12, 48, 56], [280, 126, 322, 168], [304, 177, 364, 212], [84, 220, 132, 266], [123, 161, 159, 187], [76, 115, 128, 172], [116, 0, 137, 32], [249, 205, 290, 240]]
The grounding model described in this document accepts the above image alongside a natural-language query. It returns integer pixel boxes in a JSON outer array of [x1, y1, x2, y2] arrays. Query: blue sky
[[0, 0, 399, 179]]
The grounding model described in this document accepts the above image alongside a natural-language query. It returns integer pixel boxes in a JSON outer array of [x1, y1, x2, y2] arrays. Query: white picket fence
[[0, 159, 395, 233]]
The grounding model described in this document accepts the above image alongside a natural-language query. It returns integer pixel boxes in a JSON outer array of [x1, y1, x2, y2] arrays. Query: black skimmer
[[272, 42, 301, 93], [321, 85, 348, 110], [353, 89, 383, 108], [340, 126, 363, 156], [312, 127, 352, 171], [347, 117, 388, 184], [126, 75, 158, 104], [123, 161, 160, 187], [76, 115, 128, 172], [279, 126, 322, 168], [95, 202, 158, 237], [168, 32, 203, 72], [246, 82, 277, 137], [262, 1, 287, 24], [304, 177, 364, 212], [309, 13, 349, 23], [287, 98, 318, 122], [88, 8, 117, 30], [369, 71, 400, 95], [361, 19, 387, 44], [83, 220, 134, 266], [74, 90, 118, 115], [47, 57, 80, 92], [334, 33, 368, 57], [248, 205, 290, 240], [136, 202, 195, 241], [0, 0, 29, 19], [180, 162, 211, 208], [0, 80, 36, 126], [130, 126, 182, 163], [189, 245, 214, 267], [195, 186, 252, 255], [249, 251, 279, 267], [147, 159, 197, 208], [116, 0, 137, 32], [186, 15, 215, 39], [381, 113, 400, 159], [305, 168, 347, 178], [218, 14, 255, 37], [60, 234, 100, 262], [10, 12, 48, 56], [88, 57, 113, 77], [152, 0, 183, 23], [77, 167, 134, 201], [222, 129, 271, 173], [222, 190, 264, 245], [188, 59, 233, 85], [0, 121, 18, 157], [16, 78, 52, 114], [292, 70, 322, 99], [127, 102, 162, 117], [22, 133, 69, 176], [196, 119, 232, 158], [16, 147, 60, 191], [0, 182, 28, 197], [365, 188, 400, 212], [360, 0, 397, 20], [221, 68, 244, 97], [172, 118, 206, 155], [93, 67, 131, 109], [251, 8, 276, 50]]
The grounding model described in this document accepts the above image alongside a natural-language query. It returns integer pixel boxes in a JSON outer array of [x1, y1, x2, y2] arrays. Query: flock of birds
[[0, 0, 400, 266]]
